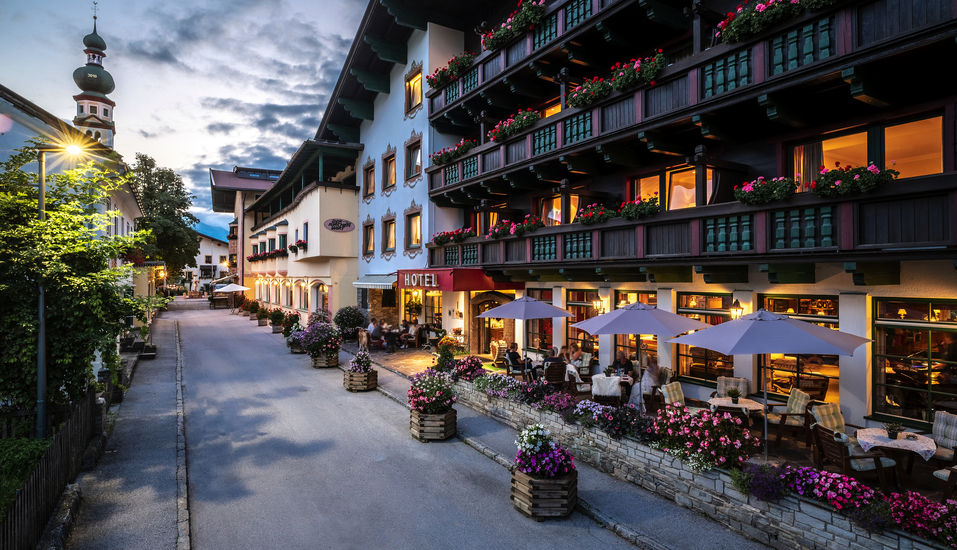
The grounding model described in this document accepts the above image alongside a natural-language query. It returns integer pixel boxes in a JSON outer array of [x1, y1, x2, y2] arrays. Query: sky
[[0, 0, 366, 237]]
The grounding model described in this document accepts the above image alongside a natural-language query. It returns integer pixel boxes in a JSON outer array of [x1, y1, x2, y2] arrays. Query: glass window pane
[[633, 176, 659, 202], [541, 196, 561, 227], [884, 117, 942, 179], [822, 131, 867, 171], [408, 214, 421, 247], [667, 168, 695, 210], [878, 300, 930, 321]]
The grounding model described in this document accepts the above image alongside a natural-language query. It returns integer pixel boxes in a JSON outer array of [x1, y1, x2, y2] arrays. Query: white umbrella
[[476, 296, 573, 320], [571, 301, 711, 336], [215, 283, 250, 293], [667, 308, 871, 461]]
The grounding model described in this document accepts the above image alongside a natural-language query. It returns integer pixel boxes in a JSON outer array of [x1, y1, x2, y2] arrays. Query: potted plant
[[405, 297, 423, 319], [726, 387, 741, 404], [408, 369, 457, 441], [256, 306, 269, 326], [282, 313, 301, 337], [333, 306, 366, 340], [269, 308, 286, 333], [247, 300, 259, 320], [286, 323, 306, 353], [297, 322, 342, 368], [883, 422, 904, 439], [344, 351, 377, 392], [510, 423, 577, 520]]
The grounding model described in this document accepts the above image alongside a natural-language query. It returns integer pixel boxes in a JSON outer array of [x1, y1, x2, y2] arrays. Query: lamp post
[[35, 143, 82, 439]]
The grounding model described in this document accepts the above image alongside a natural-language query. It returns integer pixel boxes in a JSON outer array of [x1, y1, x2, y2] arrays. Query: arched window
[[94, 131, 101, 141]]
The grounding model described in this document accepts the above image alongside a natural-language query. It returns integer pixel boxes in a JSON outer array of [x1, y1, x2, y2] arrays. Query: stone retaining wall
[[453, 380, 947, 550]]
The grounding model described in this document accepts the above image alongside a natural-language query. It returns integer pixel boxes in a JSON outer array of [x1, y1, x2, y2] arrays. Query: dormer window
[[90, 106, 98, 115], [78, 105, 84, 114], [103, 108, 109, 118]]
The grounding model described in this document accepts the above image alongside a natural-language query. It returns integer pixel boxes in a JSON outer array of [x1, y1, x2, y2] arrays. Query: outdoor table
[[707, 397, 765, 412], [856, 428, 937, 489], [591, 374, 621, 397]]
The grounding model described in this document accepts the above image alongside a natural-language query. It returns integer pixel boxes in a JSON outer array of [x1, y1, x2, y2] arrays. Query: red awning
[[397, 268, 523, 292]]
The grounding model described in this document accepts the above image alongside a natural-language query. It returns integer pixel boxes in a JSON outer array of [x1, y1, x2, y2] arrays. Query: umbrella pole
[[764, 377, 769, 463]]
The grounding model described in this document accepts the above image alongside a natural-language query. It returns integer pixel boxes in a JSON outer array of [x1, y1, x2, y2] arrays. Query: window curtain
[[793, 143, 823, 189]]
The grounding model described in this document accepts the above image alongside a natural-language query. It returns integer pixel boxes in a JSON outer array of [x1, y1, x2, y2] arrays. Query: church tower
[[72, 13, 116, 147]]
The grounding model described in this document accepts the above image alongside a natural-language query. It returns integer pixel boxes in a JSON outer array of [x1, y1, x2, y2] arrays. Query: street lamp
[[729, 299, 744, 320], [592, 299, 605, 315], [35, 143, 84, 439]]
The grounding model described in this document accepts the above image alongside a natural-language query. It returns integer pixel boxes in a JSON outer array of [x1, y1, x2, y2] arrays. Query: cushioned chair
[[764, 388, 812, 447], [812, 424, 896, 495], [932, 465, 957, 502], [659, 382, 709, 414], [711, 376, 750, 398], [918, 411, 957, 468], [505, 354, 526, 382]]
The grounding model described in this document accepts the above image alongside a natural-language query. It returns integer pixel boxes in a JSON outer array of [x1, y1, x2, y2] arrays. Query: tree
[[0, 141, 145, 411], [131, 153, 200, 279]]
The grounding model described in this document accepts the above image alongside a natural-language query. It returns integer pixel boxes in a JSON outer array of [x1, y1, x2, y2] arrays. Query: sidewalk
[[349, 349, 770, 550]]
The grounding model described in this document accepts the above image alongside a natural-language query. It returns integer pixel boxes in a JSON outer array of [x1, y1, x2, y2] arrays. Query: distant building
[[72, 15, 116, 147], [183, 232, 231, 293]]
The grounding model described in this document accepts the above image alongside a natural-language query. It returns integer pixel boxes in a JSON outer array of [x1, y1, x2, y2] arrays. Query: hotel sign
[[323, 218, 355, 232], [404, 272, 440, 288]]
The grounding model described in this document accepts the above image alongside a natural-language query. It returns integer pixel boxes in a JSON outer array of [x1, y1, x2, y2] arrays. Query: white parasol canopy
[[476, 296, 573, 320], [215, 283, 250, 293], [571, 301, 711, 337]]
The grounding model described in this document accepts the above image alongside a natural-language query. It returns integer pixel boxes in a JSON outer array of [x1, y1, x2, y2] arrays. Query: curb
[[36, 484, 82, 550], [174, 321, 191, 550]]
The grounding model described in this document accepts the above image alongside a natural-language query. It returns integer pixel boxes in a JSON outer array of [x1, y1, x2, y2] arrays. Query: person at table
[[367, 317, 377, 333], [627, 357, 659, 408], [558, 345, 571, 364], [544, 347, 564, 366], [506, 342, 538, 380], [370, 320, 385, 349], [569, 343, 584, 366], [400, 323, 419, 348], [611, 350, 636, 397]]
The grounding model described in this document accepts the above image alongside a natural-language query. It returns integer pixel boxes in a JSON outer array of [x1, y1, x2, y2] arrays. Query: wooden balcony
[[427, 174, 957, 278]]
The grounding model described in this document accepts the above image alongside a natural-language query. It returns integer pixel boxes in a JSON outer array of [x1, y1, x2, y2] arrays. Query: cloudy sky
[[0, 0, 365, 235]]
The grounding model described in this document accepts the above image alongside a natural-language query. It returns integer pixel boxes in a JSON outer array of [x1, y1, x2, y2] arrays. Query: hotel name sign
[[403, 272, 440, 288]]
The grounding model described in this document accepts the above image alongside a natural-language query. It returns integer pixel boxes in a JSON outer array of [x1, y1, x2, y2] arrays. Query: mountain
[[194, 222, 229, 242]]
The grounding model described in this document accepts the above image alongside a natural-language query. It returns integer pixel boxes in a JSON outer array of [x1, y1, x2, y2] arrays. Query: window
[[540, 195, 579, 226], [383, 155, 396, 189], [614, 291, 658, 363], [219, 255, 227, 264], [632, 175, 660, 202], [204, 255, 212, 264], [676, 294, 735, 382], [294, 229, 299, 242], [90, 105, 98, 115], [303, 222, 308, 242], [383, 219, 396, 252], [406, 143, 422, 179], [406, 72, 422, 112], [278, 234, 287, 250], [424, 291, 442, 328], [200, 265, 214, 278], [364, 164, 375, 196], [667, 168, 697, 210], [78, 105, 84, 114], [759, 295, 840, 403], [885, 117, 943, 179], [542, 102, 562, 118], [363, 223, 375, 255], [268, 238, 276, 251], [566, 290, 600, 358], [406, 213, 421, 248], [103, 108, 109, 118], [252, 244, 258, 254], [382, 289, 397, 308], [284, 285, 293, 307], [793, 131, 866, 190], [526, 289, 553, 351], [873, 298, 957, 425], [298, 284, 309, 310]]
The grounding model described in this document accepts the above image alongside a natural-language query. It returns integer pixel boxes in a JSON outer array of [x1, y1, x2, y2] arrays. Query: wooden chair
[[710, 376, 750, 398], [916, 410, 957, 469], [543, 362, 568, 392], [812, 424, 896, 495], [932, 466, 957, 502], [764, 388, 812, 447], [505, 354, 527, 382]]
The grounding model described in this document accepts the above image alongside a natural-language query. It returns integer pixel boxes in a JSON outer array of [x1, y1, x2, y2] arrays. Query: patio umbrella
[[570, 301, 711, 336], [667, 308, 871, 461], [476, 296, 573, 320], [215, 283, 250, 293]]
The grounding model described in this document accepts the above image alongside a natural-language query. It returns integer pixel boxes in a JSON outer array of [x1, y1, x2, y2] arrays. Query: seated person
[[569, 343, 584, 367], [506, 343, 538, 380], [559, 345, 571, 364], [400, 324, 419, 348], [367, 317, 377, 333], [371, 320, 387, 349], [628, 357, 660, 407], [611, 350, 636, 397]]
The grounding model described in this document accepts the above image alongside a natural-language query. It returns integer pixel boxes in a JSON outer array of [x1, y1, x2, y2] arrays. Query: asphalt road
[[179, 309, 634, 550]]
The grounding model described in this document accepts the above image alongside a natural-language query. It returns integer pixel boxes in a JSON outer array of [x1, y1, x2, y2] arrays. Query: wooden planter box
[[344, 370, 378, 392], [242, 311, 250, 317], [410, 409, 456, 442], [510, 469, 578, 521], [272, 325, 282, 333], [311, 355, 339, 368], [249, 314, 258, 321], [258, 318, 268, 326], [289, 343, 306, 354]]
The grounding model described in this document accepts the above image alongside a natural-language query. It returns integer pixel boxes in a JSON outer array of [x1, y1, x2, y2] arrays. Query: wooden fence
[[0, 389, 95, 550]]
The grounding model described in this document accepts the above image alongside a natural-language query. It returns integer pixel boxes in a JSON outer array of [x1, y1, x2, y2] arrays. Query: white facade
[[184, 233, 230, 292]]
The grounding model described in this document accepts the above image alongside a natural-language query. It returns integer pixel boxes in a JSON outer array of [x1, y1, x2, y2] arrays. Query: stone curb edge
[[174, 321, 191, 550], [36, 484, 81, 550], [341, 349, 675, 550]]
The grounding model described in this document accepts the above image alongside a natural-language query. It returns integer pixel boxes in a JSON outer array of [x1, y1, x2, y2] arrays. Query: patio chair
[[659, 382, 709, 414], [809, 402, 864, 435], [543, 362, 568, 392], [916, 411, 957, 468], [505, 354, 526, 382], [932, 465, 957, 502], [764, 388, 812, 447], [711, 376, 750, 398], [812, 424, 896, 494]]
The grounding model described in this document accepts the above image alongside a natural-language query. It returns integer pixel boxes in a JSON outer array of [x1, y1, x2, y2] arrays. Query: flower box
[[312, 355, 339, 368], [344, 370, 378, 392], [289, 342, 306, 354], [510, 469, 578, 521], [249, 314, 258, 322], [410, 409, 456, 442], [272, 325, 282, 333], [242, 310, 250, 317], [258, 318, 268, 326]]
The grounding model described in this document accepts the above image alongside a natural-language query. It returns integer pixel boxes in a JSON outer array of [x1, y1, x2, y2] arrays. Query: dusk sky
[[0, 0, 366, 234]]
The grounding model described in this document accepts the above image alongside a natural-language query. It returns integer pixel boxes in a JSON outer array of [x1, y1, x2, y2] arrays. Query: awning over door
[[352, 274, 397, 289]]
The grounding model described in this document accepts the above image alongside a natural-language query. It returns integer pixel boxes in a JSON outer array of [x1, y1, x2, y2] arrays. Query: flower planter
[[410, 409, 456, 442], [249, 314, 258, 321], [510, 469, 578, 521], [243, 311, 250, 317], [272, 325, 282, 333], [344, 370, 378, 392], [289, 343, 306, 354], [138, 345, 157, 360], [258, 318, 268, 326], [311, 355, 339, 368]]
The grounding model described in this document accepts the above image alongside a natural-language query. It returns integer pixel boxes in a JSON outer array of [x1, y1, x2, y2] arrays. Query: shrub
[[282, 313, 301, 337], [574, 203, 617, 225], [733, 176, 798, 205], [488, 109, 541, 142], [847, 500, 894, 534], [809, 162, 899, 197], [730, 463, 791, 502], [484, 214, 545, 240], [618, 195, 660, 220], [348, 351, 374, 374], [515, 379, 557, 405], [429, 139, 477, 166], [652, 404, 760, 472], [571, 399, 610, 428], [567, 77, 612, 109], [0, 438, 51, 518], [295, 322, 342, 360], [307, 308, 331, 326], [783, 466, 878, 510], [425, 52, 476, 88], [885, 491, 957, 546], [716, 0, 839, 44], [481, 0, 546, 51], [285, 323, 303, 348], [408, 369, 457, 414], [269, 308, 286, 325], [532, 392, 578, 413], [432, 226, 475, 246], [609, 51, 666, 92], [473, 373, 521, 399], [514, 423, 576, 478], [247, 300, 260, 314], [434, 340, 457, 372], [452, 355, 486, 381], [256, 307, 268, 320], [596, 404, 656, 441], [333, 306, 365, 336]]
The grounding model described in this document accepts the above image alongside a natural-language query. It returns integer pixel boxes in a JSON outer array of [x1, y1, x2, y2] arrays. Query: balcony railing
[[428, 175, 956, 269]]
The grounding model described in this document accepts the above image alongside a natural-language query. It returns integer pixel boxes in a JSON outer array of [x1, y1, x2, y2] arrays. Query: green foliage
[[256, 307, 268, 320], [247, 300, 260, 314], [810, 163, 898, 197], [0, 438, 51, 519], [733, 176, 798, 205], [131, 154, 200, 279], [0, 140, 145, 411], [618, 195, 660, 220], [269, 308, 285, 325], [332, 306, 366, 336]]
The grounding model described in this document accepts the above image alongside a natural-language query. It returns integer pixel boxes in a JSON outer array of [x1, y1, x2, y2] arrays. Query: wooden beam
[[349, 68, 390, 94], [480, 89, 523, 110], [843, 261, 900, 286], [530, 270, 566, 282], [639, 0, 691, 29], [640, 266, 692, 283], [596, 267, 647, 282], [757, 94, 806, 127], [842, 67, 892, 108], [443, 110, 473, 128], [502, 76, 551, 99], [378, 0, 427, 30], [505, 170, 543, 190], [529, 164, 566, 183], [760, 263, 816, 284], [561, 41, 603, 68], [429, 119, 463, 134], [595, 21, 630, 47], [481, 180, 512, 195], [596, 145, 642, 166], [692, 115, 727, 140], [694, 265, 748, 284], [638, 131, 687, 156], [337, 98, 374, 120], [327, 124, 360, 143], [363, 35, 407, 64], [560, 269, 605, 282], [559, 154, 602, 175], [528, 61, 560, 82], [503, 270, 540, 282]]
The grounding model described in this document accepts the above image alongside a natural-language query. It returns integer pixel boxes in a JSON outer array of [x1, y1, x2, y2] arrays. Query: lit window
[[406, 213, 421, 248], [633, 175, 659, 202], [540, 195, 579, 226], [406, 143, 422, 178], [793, 131, 867, 188], [542, 102, 562, 118], [363, 225, 375, 255], [384, 156, 396, 189], [406, 72, 422, 112], [668, 168, 696, 210], [219, 255, 227, 264], [364, 165, 375, 196], [384, 220, 396, 251], [885, 117, 942, 179]]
